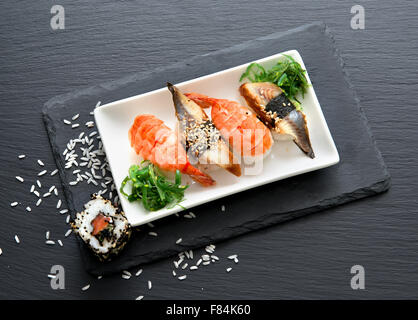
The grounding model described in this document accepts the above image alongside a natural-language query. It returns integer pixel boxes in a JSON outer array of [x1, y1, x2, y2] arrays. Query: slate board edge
[[84, 177, 390, 276], [41, 22, 391, 276], [322, 24, 391, 184]]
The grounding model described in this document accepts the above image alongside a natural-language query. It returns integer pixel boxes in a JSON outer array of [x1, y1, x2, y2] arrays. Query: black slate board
[[42, 22, 390, 276]]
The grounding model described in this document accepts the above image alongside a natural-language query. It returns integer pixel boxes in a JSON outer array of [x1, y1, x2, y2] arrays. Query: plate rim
[[94, 49, 340, 226]]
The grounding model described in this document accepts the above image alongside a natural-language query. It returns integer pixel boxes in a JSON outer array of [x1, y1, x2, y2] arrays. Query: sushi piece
[[129, 114, 215, 186], [167, 83, 241, 177], [185, 93, 273, 160], [71, 195, 132, 261], [240, 82, 315, 158]]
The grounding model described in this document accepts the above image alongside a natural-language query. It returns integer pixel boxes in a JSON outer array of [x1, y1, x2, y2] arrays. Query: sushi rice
[[71, 194, 131, 261]]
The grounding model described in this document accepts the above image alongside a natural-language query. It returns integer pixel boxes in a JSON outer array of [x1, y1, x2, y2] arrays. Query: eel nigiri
[[185, 93, 273, 159], [167, 83, 241, 177], [240, 82, 315, 158], [129, 114, 215, 186]]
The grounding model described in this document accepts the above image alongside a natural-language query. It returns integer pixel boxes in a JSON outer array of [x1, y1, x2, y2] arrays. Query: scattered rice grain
[[82, 284, 90, 291], [38, 170, 47, 176]]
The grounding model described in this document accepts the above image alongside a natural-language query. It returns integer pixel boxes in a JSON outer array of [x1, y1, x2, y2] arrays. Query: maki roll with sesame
[[72, 195, 131, 261]]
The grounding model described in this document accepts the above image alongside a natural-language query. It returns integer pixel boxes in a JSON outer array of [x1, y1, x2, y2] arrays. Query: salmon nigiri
[[128, 114, 215, 186], [185, 93, 273, 159]]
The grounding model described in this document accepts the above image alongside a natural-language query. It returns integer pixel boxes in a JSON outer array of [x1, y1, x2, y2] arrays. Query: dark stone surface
[[1, 0, 417, 299], [43, 22, 389, 276]]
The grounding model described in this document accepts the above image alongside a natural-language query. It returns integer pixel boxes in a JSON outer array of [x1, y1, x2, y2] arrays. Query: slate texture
[[42, 22, 389, 275]]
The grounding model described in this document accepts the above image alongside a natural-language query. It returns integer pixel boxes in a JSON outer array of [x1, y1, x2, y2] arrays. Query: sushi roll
[[71, 195, 132, 261]]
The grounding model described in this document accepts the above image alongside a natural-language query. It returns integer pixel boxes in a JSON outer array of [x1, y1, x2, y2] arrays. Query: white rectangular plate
[[94, 50, 339, 227]]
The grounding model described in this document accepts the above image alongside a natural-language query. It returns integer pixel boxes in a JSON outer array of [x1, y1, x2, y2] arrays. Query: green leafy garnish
[[240, 54, 309, 105], [120, 161, 188, 211]]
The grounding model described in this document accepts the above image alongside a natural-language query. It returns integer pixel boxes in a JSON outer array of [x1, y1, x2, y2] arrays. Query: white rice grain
[[82, 284, 90, 291], [148, 280, 152, 290], [72, 114, 80, 121], [16, 176, 24, 183], [10, 202, 18, 207], [178, 275, 187, 281], [56, 199, 62, 209], [26, 206, 31, 212], [136, 295, 144, 300], [46, 240, 55, 245], [36, 198, 42, 207], [176, 238, 182, 244], [148, 232, 157, 237], [123, 270, 132, 277], [50, 169, 58, 176], [135, 269, 143, 277], [15, 235, 20, 243], [37, 159, 44, 166], [226, 267, 232, 273], [57, 240, 63, 247], [63, 119, 71, 125], [64, 229, 72, 237], [18, 154, 26, 159], [38, 170, 47, 176]]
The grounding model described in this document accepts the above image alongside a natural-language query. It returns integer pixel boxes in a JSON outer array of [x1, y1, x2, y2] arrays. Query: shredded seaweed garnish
[[240, 54, 309, 105], [120, 161, 188, 211]]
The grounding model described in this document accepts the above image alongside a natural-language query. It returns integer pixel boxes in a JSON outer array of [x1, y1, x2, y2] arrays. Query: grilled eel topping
[[240, 82, 315, 158], [167, 82, 241, 176]]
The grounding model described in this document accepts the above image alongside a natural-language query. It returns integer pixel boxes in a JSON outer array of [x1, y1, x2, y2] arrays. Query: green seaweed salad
[[240, 54, 309, 106], [120, 161, 188, 211]]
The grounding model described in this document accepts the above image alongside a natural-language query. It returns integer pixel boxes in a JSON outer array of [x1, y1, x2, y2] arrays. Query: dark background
[[0, 0, 417, 299]]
